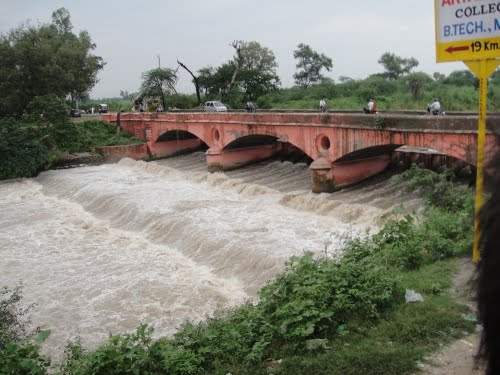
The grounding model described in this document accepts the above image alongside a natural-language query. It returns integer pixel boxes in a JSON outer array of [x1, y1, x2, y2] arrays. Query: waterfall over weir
[[0, 152, 421, 362]]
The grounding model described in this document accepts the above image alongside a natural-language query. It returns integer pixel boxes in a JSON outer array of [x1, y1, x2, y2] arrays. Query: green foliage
[[0, 284, 38, 347], [72, 120, 144, 151], [61, 324, 203, 375], [0, 118, 54, 179], [196, 40, 280, 104], [373, 115, 385, 130], [258, 252, 402, 342], [0, 112, 142, 180], [378, 52, 419, 80], [26, 95, 80, 152], [164, 94, 199, 110], [140, 67, 178, 111], [293, 43, 333, 88], [398, 164, 474, 212], [0, 7, 104, 116], [357, 75, 397, 100], [0, 284, 50, 374], [444, 69, 479, 88], [365, 166, 475, 270], [1, 331, 51, 375], [405, 72, 433, 100]]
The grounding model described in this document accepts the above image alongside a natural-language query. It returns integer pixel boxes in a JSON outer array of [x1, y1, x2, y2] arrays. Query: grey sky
[[1, 0, 467, 99]]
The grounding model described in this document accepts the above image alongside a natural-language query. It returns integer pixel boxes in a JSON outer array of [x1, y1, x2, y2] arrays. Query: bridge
[[102, 111, 499, 193]]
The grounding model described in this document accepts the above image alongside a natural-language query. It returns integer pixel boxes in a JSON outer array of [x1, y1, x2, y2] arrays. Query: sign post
[[434, 0, 500, 263]]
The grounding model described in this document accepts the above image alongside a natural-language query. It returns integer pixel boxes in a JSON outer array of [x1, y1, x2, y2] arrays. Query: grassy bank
[[0, 166, 477, 374]]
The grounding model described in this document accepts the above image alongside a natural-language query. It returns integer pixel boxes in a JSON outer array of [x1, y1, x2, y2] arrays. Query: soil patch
[[418, 258, 484, 375]]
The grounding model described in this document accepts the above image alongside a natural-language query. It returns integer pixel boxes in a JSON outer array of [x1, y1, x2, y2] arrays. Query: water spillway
[[0, 153, 421, 362]]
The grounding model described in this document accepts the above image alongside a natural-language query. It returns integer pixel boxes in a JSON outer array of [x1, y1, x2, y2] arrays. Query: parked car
[[69, 109, 81, 118], [204, 100, 227, 112]]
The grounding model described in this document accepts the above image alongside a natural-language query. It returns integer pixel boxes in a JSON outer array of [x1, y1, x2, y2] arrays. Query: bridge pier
[[206, 144, 281, 172], [310, 158, 335, 193], [310, 155, 392, 193]]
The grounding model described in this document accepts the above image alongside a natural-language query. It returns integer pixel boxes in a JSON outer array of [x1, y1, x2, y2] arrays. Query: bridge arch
[[151, 129, 207, 159]]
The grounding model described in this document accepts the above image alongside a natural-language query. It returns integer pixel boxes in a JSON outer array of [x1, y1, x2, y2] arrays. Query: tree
[[444, 70, 479, 89], [197, 41, 280, 104], [241, 41, 278, 73], [378, 52, 418, 80], [489, 68, 500, 85], [0, 8, 104, 116], [177, 60, 202, 105], [120, 90, 134, 100], [338, 76, 354, 83], [293, 43, 333, 88], [238, 69, 279, 101], [433, 72, 446, 81], [139, 65, 177, 111], [405, 72, 433, 100], [238, 41, 280, 100], [357, 75, 397, 100], [226, 40, 244, 98]]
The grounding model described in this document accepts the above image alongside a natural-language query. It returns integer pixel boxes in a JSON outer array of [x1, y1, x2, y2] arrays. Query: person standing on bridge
[[319, 98, 327, 113], [245, 100, 255, 112]]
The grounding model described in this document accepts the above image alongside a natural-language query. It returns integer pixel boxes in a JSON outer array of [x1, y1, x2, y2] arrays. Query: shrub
[[258, 251, 402, 345], [0, 119, 54, 179], [0, 284, 50, 374]]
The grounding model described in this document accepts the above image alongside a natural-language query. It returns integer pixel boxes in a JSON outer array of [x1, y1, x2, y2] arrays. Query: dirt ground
[[418, 258, 484, 375]]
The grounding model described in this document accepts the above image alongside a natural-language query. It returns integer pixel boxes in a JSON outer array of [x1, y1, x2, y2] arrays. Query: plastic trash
[[405, 289, 424, 303]]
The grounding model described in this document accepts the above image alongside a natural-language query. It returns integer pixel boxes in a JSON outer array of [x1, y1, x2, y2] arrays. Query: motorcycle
[[426, 105, 445, 116]]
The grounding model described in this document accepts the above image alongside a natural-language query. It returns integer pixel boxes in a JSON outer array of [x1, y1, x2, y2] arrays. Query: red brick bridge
[[102, 112, 499, 193]]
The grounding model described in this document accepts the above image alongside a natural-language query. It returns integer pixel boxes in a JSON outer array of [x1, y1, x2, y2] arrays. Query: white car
[[204, 100, 227, 112]]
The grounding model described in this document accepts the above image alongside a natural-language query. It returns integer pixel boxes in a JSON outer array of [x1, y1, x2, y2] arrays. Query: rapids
[[0, 152, 421, 362]]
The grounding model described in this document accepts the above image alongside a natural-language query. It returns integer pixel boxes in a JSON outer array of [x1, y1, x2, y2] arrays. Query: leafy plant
[[373, 115, 385, 130], [0, 284, 51, 375], [0, 331, 51, 375], [0, 119, 54, 179]]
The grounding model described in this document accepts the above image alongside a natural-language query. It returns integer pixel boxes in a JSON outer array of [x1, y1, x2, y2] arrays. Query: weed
[[373, 115, 386, 130]]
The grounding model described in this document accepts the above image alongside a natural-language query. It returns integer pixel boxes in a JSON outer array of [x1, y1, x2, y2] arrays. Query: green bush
[[1, 331, 51, 375], [72, 120, 144, 151], [258, 252, 402, 343], [0, 284, 51, 374], [0, 119, 54, 179], [0, 116, 144, 180]]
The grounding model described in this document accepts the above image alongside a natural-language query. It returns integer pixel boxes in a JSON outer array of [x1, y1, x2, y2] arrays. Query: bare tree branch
[[177, 59, 201, 105], [226, 40, 244, 97]]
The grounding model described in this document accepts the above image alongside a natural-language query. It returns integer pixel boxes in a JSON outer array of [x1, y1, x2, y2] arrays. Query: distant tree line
[[3, 7, 500, 117], [133, 41, 500, 112]]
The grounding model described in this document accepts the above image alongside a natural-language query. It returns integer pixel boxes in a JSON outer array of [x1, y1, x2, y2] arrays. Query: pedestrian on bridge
[[319, 98, 327, 113]]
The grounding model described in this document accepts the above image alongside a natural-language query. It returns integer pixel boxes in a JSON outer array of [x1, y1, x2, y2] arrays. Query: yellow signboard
[[435, 0, 500, 62]]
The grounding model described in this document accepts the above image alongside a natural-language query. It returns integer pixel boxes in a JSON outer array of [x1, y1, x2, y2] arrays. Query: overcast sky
[[1, 0, 467, 99]]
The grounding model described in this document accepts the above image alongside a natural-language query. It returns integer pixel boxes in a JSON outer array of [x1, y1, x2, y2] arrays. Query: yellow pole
[[465, 59, 499, 263], [472, 60, 487, 263]]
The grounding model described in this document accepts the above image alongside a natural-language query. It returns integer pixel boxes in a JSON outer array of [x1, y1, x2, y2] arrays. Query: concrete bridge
[[103, 112, 499, 193]]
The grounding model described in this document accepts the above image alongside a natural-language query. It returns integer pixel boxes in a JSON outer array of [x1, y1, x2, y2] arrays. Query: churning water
[[0, 152, 421, 362]]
